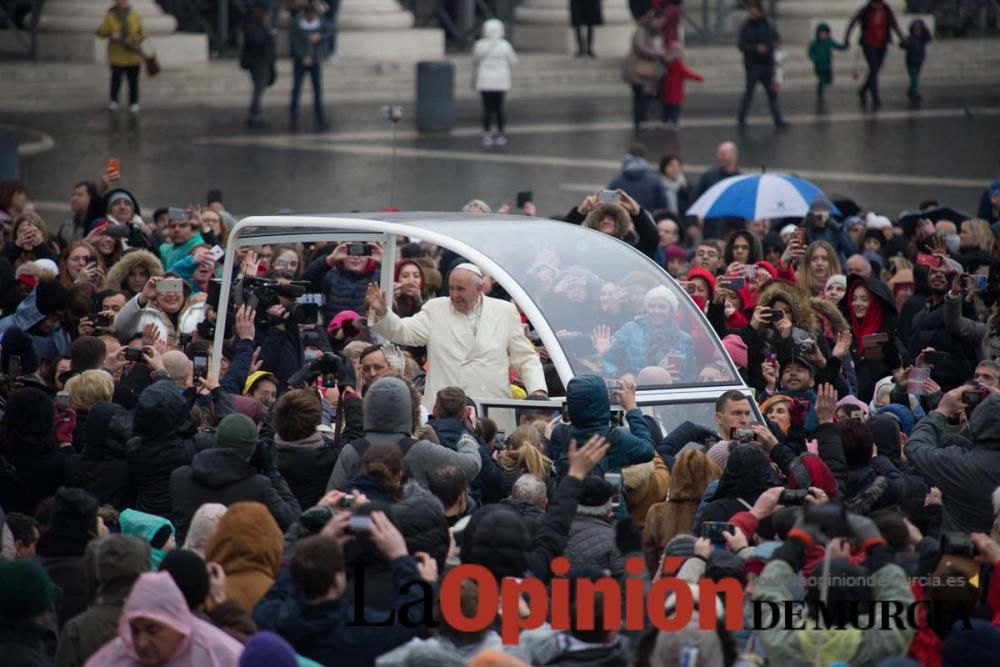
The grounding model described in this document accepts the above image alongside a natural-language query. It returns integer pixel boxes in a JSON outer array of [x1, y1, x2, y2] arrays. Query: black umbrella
[[897, 206, 972, 227], [830, 194, 862, 218]]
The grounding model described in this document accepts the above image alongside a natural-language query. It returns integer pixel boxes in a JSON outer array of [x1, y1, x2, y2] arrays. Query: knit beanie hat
[[0, 327, 40, 375], [50, 486, 100, 544], [3, 387, 54, 435], [159, 549, 210, 611], [215, 413, 259, 460], [721, 334, 748, 369], [461, 506, 530, 580], [35, 280, 70, 316], [182, 503, 227, 555], [663, 244, 688, 262], [0, 559, 54, 618], [363, 376, 414, 435], [239, 631, 298, 667], [809, 197, 834, 213], [577, 476, 614, 517]]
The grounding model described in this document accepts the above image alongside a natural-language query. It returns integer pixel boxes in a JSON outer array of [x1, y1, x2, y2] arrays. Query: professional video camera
[[205, 276, 323, 328], [286, 352, 357, 391]]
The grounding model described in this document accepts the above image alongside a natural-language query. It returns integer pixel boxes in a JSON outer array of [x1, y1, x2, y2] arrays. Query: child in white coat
[[473, 19, 518, 147]]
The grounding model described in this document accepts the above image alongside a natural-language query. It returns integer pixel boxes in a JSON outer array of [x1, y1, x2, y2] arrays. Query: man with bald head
[[846, 254, 873, 278], [696, 141, 741, 198], [366, 263, 547, 408]]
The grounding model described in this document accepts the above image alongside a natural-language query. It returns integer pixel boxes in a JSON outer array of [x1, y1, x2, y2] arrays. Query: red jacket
[[661, 58, 703, 105]]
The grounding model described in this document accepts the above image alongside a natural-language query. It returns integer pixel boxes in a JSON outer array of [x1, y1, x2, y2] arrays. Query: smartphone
[[598, 190, 621, 203], [104, 224, 131, 239], [923, 351, 950, 366], [516, 191, 533, 208], [683, 281, 698, 294], [494, 431, 506, 446], [208, 245, 225, 262], [92, 312, 112, 327], [337, 494, 355, 509], [7, 354, 20, 379], [795, 227, 807, 246], [84, 255, 98, 266], [701, 521, 736, 542], [347, 242, 369, 256], [125, 347, 145, 363], [732, 427, 755, 443], [961, 274, 988, 290], [666, 354, 685, 370], [107, 158, 120, 173], [604, 472, 623, 508], [56, 392, 71, 409], [346, 514, 371, 535], [156, 278, 184, 294], [167, 207, 189, 222], [719, 276, 745, 290], [605, 379, 621, 402], [192, 352, 209, 380], [916, 253, 943, 268]]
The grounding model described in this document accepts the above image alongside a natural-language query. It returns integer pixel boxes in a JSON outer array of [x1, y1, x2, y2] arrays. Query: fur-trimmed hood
[[758, 281, 818, 333], [582, 203, 631, 239], [105, 249, 164, 294], [810, 296, 851, 335]]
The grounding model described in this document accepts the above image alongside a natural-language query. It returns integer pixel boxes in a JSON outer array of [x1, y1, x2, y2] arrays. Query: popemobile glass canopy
[[214, 213, 755, 434]]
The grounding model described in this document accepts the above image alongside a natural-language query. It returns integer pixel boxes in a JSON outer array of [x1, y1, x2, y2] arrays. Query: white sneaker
[[482, 133, 494, 147], [129, 103, 140, 113], [107, 101, 119, 111], [494, 133, 507, 146]]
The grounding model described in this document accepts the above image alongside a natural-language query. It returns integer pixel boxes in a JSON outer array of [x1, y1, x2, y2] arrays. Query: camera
[[940, 531, 978, 558], [91, 312, 112, 327], [380, 105, 403, 122], [125, 348, 145, 363], [347, 242, 369, 257], [797, 339, 816, 356], [804, 500, 849, 538], [779, 488, 810, 505], [239, 276, 316, 325], [337, 494, 355, 509], [346, 514, 371, 535], [763, 308, 784, 322]]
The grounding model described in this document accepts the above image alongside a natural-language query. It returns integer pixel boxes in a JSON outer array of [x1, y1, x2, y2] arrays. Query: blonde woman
[[498, 425, 553, 497], [796, 240, 842, 296], [64, 369, 115, 449], [959, 218, 995, 257]]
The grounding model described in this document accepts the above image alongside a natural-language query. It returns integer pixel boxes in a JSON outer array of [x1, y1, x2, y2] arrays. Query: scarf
[[274, 432, 325, 451], [661, 176, 685, 215], [848, 284, 884, 353]]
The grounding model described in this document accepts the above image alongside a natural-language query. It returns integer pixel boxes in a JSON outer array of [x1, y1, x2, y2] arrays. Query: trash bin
[[416, 61, 455, 133], [0, 132, 18, 181]]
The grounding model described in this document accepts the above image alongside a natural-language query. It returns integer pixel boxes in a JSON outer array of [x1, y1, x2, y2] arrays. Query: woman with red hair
[[841, 274, 908, 402]]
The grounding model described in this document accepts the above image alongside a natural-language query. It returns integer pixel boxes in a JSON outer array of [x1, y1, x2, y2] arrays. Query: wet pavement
[[8, 80, 1000, 224]]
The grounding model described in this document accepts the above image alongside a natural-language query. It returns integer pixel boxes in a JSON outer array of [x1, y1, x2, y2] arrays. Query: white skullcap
[[865, 213, 892, 230], [644, 285, 678, 311], [34, 259, 59, 277], [453, 263, 483, 278]]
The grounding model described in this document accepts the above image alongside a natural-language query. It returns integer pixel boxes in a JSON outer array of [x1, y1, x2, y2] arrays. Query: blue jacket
[[0, 291, 72, 362], [608, 156, 667, 213], [601, 316, 694, 379], [253, 558, 428, 667], [548, 375, 655, 479]]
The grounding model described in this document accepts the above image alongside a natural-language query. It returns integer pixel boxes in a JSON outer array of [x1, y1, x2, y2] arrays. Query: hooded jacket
[[608, 155, 668, 213], [695, 444, 782, 536], [118, 508, 174, 571], [204, 501, 283, 614], [842, 275, 909, 402], [83, 571, 243, 667], [569, 203, 661, 260], [807, 22, 847, 70], [104, 249, 164, 297], [473, 19, 517, 92], [905, 394, 1000, 532], [170, 447, 301, 545], [548, 375, 655, 479], [64, 400, 134, 510], [126, 375, 216, 521], [0, 289, 72, 362], [326, 377, 481, 491], [54, 535, 150, 667]]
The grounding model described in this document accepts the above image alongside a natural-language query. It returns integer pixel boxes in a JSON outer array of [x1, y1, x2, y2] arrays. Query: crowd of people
[[2, 133, 1000, 667]]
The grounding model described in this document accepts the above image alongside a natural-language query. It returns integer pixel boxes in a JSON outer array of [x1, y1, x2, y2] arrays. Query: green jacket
[[159, 232, 205, 271], [808, 24, 847, 69], [752, 558, 914, 667]]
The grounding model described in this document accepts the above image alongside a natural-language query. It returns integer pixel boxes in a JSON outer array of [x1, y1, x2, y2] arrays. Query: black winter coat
[[63, 401, 134, 509], [0, 443, 68, 515], [0, 620, 54, 667], [126, 375, 215, 521], [34, 530, 88, 631], [738, 17, 780, 68], [845, 455, 906, 513], [277, 441, 341, 511], [905, 296, 979, 391], [169, 447, 301, 544]]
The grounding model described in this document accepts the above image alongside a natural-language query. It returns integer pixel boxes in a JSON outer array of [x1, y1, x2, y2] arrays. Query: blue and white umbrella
[[687, 173, 839, 220]]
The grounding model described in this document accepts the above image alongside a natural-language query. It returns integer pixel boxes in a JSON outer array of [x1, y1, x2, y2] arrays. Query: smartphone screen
[[156, 278, 184, 294], [598, 190, 621, 203], [192, 353, 209, 379]]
